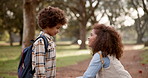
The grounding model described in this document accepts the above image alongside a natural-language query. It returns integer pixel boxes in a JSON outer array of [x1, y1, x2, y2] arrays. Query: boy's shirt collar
[[39, 31, 54, 40]]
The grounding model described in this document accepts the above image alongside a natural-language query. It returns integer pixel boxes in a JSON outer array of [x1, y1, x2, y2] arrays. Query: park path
[[56, 44, 148, 78]]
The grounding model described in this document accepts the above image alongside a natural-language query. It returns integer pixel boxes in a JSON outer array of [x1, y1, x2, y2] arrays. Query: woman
[[83, 24, 132, 78]]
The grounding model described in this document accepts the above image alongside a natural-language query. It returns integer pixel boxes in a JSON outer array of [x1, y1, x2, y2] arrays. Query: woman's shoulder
[[93, 52, 108, 59], [92, 52, 110, 68], [93, 53, 101, 60], [94, 52, 110, 61]]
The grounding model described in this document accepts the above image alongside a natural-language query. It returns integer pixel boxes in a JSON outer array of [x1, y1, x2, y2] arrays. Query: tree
[[22, 0, 37, 49], [130, 0, 148, 43], [98, 0, 130, 27], [96, 0, 148, 43], [47, 0, 100, 49], [0, 0, 23, 46], [64, 20, 80, 44]]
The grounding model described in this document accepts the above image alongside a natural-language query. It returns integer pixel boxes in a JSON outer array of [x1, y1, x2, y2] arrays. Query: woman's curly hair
[[38, 6, 67, 29], [92, 24, 123, 60]]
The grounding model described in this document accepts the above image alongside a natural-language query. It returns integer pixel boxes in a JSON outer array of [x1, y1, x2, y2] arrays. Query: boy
[[32, 6, 67, 78]]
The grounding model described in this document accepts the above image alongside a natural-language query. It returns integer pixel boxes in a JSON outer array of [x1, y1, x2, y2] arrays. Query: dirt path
[[57, 44, 148, 78], [120, 44, 148, 78]]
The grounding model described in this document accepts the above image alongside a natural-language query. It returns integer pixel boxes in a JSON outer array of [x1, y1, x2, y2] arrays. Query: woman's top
[[96, 55, 132, 78], [32, 31, 56, 78], [83, 51, 110, 78], [83, 51, 132, 78]]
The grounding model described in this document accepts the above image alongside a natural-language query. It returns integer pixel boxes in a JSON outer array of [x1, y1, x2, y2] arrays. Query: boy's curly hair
[[38, 6, 67, 29], [92, 24, 123, 60]]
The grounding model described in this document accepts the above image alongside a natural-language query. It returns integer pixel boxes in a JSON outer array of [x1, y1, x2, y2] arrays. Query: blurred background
[[0, 0, 148, 78]]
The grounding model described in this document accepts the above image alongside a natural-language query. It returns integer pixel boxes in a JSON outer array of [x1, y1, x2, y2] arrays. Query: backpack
[[18, 35, 49, 78]]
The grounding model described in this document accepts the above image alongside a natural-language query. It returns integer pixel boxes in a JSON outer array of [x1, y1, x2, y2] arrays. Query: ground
[[56, 44, 148, 78]]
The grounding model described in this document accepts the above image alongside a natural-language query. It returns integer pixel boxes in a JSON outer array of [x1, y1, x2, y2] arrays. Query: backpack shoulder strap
[[98, 51, 104, 64], [98, 51, 104, 70], [35, 35, 49, 52]]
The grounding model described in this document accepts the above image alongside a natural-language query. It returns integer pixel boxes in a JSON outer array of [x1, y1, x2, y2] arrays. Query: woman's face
[[88, 29, 97, 47]]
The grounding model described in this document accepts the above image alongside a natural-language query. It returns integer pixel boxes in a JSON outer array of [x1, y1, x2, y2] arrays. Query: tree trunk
[[22, 0, 36, 49], [8, 31, 13, 46], [137, 33, 144, 44], [134, 14, 148, 44], [19, 28, 23, 46], [144, 41, 148, 46], [80, 25, 86, 49]]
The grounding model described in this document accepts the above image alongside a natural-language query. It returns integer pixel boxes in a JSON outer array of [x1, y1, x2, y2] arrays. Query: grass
[[57, 54, 90, 67], [0, 59, 19, 78], [141, 46, 148, 64], [0, 43, 90, 78], [0, 46, 21, 61], [56, 44, 91, 67]]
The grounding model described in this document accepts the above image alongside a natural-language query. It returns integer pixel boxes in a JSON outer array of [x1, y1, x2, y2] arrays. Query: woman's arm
[[83, 53, 102, 78]]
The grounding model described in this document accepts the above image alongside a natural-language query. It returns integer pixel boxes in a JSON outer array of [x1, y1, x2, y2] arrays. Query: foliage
[[46, 0, 100, 49], [128, 0, 148, 43], [0, 31, 9, 41], [0, 0, 23, 45], [98, 0, 128, 26], [0, 0, 147, 47], [62, 20, 80, 43], [121, 26, 137, 44], [93, 0, 148, 44], [0, 0, 23, 33]]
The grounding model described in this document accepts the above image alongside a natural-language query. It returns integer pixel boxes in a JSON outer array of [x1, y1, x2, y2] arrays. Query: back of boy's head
[[38, 6, 67, 29]]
